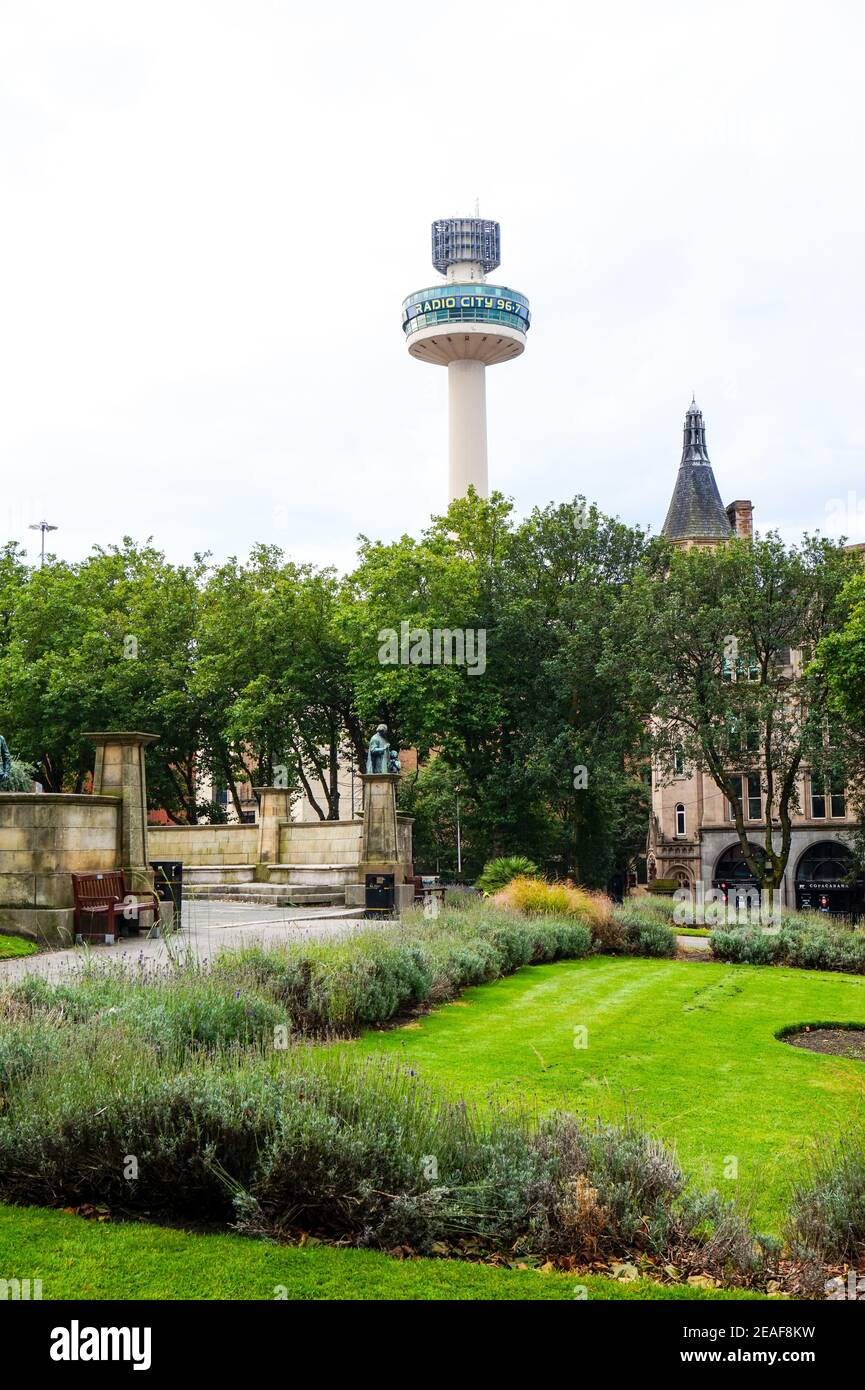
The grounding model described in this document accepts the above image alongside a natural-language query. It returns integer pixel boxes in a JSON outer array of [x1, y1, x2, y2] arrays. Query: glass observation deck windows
[[402, 285, 530, 338]]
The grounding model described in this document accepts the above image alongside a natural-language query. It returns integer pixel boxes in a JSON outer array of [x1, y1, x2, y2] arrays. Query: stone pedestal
[[344, 773, 415, 914], [254, 786, 293, 865], [360, 773, 402, 877], [85, 732, 157, 887]]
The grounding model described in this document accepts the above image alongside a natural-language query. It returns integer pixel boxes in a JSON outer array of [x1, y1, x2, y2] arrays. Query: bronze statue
[[366, 724, 400, 775], [367, 722, 392, 778]]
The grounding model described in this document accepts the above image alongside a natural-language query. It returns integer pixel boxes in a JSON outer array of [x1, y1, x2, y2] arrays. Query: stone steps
[[189, 880, 340, 896], [181, 865, 256, 885], [187, 883, 346, 907]]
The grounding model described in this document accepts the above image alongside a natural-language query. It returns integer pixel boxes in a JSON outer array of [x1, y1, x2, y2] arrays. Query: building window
[[674, 746, 685, 776], [675, 803, 686, 836], [810, 778, 847, 819], [830, 781, 847, 818], [726, 774, 761, 821], [810, 781, 826, 818]]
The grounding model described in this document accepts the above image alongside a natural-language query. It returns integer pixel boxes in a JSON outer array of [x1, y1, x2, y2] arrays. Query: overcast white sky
[[2, 0, 864, 573]]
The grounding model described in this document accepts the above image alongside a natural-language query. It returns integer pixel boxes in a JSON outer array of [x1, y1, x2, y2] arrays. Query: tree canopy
[[630, 534, 860, 889], [0, 504, 860, 889]]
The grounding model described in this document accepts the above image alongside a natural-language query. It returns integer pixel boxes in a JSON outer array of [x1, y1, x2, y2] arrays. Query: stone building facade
[[647, 400, 860, 912]]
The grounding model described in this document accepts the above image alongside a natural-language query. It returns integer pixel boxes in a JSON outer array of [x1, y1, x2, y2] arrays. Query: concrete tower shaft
[[403, 218, 529, 501], [448, 361, 488, 499]]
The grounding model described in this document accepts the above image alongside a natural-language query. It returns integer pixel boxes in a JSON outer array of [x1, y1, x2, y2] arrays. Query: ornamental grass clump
[[493, 875, 612, 930]]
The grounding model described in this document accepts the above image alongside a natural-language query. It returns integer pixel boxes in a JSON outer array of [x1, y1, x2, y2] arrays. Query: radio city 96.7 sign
[[407, 293, 529, 322]]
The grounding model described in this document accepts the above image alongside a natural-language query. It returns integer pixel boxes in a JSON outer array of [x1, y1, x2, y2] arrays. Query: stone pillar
[[360, 773, 401, 877], [85, 732, 158, 882], [254, 786, 292, 864], [345, 773, 414, 912], [344, 773, 414, 913]]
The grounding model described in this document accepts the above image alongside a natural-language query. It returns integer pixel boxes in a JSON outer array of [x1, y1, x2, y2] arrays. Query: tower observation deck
[[402, 218, 530, 501]]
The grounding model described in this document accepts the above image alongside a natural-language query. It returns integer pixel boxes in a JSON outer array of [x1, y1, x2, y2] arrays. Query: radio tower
[[402, 218, 530, 501]]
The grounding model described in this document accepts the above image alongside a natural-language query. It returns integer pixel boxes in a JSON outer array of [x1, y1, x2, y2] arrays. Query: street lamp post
[[455, 785, 462, 877], [29, 521, 57, 567]]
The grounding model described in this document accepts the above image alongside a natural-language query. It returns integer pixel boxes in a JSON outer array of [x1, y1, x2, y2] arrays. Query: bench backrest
[[72, 871, 126, 905]]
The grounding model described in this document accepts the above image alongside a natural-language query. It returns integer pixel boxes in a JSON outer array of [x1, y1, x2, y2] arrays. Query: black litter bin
[[365, 872, 394, 915], [150, 860, 183, 931]]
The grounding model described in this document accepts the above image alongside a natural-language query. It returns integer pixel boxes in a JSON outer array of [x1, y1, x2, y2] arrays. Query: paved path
[[1, 909, 713, 984], [0, 901, 373, 982]]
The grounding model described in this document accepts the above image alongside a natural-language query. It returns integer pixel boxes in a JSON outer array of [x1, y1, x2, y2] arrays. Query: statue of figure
[[367, 724, 401, 775], [0, 735, 11, 789], [366, 724, 390, 774]]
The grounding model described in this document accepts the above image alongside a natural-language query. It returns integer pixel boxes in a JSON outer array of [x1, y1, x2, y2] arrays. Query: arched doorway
[[712, 843, 768, 911], [795, 840, 860, 917]]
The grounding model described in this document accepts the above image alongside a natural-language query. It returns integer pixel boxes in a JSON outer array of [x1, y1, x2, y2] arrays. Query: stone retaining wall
[[278, 819, 363, 866], [0, 793, 121, 944], [146, 823, 259, 866]]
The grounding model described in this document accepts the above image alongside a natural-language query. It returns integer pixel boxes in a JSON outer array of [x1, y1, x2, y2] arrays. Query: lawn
[[0, 1204, 766, 1300], [349, 954, 865, 1230], [0, 936, 37, 959]]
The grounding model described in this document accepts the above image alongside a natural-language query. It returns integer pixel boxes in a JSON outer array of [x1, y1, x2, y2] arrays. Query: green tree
[[195, 549, 361, 819], [814, 564, 865, 859], [0, 540, 208, 816], [631, 534, 858, 891], [341, 492, 651, 886]]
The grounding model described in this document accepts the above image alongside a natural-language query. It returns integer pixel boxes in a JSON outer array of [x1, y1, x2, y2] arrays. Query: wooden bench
[[71, 871, 161, 945]]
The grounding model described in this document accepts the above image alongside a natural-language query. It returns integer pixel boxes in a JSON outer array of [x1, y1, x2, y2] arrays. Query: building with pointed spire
[[646, 399, 859, 912], [661, 398, 747, 546]]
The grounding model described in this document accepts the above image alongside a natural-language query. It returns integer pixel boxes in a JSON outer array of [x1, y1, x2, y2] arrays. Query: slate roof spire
[[661, 398, 733, 544]]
